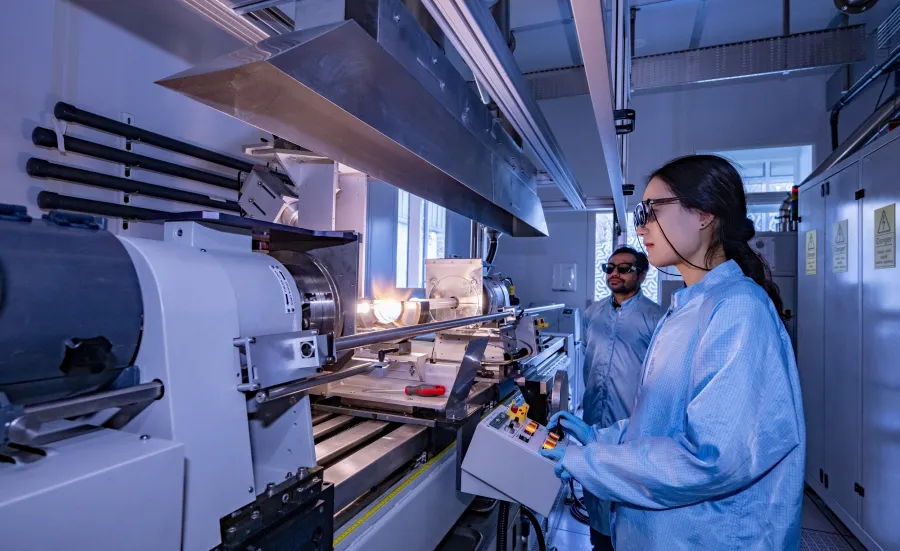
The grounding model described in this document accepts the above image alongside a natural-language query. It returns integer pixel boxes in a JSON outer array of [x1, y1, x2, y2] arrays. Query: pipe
[[54, 102, 256, 173], [808, 90, 900, 183], [783, 0, 790, 36], [27, 158, 240, 213], [334, 311, 510, 351], [830, 42, 900, 150], [32, 127, 240, 191], [37, 191, 168, 221]]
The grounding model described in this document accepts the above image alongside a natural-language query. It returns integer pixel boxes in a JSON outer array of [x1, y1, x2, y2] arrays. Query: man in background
[[581, 246, 665, 551]]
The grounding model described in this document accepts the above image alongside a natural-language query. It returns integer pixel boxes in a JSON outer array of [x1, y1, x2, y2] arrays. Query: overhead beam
[[570, 0, 627, 222]]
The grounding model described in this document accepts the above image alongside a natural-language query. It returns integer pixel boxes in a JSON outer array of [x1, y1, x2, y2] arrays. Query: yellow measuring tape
[[332, 442, 456, 547]]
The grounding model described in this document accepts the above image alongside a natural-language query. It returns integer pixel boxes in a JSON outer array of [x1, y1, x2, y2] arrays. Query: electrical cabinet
[[798, 130, 900, 551]]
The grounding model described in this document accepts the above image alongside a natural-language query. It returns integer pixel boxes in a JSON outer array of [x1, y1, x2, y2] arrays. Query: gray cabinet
[[797, 183, 826, 493], [799, 130, 900, 551], [822, 165, 861, 524], [860, 139, 900, 550]]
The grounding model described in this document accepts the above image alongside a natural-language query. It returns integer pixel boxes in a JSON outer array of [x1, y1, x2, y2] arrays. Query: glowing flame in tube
[[373, 300, 403, 324]]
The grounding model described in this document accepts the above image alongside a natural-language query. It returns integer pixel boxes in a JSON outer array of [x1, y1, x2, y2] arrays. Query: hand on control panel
[[539, 446, 572, 481], [547, 411, 591, 445]]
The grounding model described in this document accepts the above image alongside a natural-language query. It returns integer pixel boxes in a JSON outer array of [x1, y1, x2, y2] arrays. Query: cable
[[569, 479, 590, 525], [520, 507, 548, 551], [497, 501, 509, 551]]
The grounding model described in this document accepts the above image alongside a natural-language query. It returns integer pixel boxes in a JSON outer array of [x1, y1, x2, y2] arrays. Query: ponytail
[[717, 219, 785, 320]]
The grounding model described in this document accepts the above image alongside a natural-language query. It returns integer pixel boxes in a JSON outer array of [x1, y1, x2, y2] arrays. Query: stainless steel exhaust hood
[[157, 0, 549, 236]]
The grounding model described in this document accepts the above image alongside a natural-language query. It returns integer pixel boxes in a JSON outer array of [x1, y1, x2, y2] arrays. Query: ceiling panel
[[510, 0, 567, 28], [700, 0, 783, 47], [633, 1, 701, 55], [513, 24, 580, 72]]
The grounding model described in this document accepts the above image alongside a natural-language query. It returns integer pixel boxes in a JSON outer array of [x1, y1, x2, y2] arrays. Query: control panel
[[460, 399, 567, 516]]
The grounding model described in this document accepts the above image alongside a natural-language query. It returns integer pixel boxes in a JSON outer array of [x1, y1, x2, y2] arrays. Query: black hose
[[520, 507, 547, 551], [485, 229, 500, 265], [37, 191, 168, 221], [27, 158, 240, 213], [497, 501, 509, 551], [32, 127, 240, 191], [54, 102, 256, 173]]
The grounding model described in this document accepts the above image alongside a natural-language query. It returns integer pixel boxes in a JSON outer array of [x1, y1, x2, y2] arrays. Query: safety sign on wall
[[874, 203, 896, 269], [833, 220, 849, 273], [805, 230, 817, 276]]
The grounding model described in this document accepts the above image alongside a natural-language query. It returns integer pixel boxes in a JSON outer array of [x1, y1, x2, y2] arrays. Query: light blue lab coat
[[581, 292, 665, 535], [563, 261, 805, 551]]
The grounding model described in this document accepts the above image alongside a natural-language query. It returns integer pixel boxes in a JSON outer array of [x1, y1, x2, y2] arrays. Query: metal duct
[[158, 0, 548, 237], [631, 25, 867, 90]]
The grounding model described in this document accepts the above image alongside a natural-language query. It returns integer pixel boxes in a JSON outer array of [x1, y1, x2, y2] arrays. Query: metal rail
[[334, 311, 511, 351], [522, 303, 566, 316]]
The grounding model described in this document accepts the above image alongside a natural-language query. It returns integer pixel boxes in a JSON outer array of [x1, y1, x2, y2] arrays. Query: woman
[[542, 155, 805, 550]]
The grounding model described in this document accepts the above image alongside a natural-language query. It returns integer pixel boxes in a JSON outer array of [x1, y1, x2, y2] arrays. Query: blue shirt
[[581, 292, 665, 534], [562, 261, 805, 551]]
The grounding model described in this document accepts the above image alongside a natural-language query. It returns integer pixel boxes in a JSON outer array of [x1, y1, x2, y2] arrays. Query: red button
[[510, 406, 518, 413]]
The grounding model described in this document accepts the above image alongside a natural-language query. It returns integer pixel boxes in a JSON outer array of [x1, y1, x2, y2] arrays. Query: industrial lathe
[[0, 209, 574, 551]]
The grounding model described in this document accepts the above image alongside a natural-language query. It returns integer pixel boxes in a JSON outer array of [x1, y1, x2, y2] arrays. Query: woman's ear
[[698, 212, 715, 230]]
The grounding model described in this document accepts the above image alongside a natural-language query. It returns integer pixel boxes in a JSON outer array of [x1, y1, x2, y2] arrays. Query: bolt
[[140, 434, 150, 440], [267, 483, 275, 490], [251, 509, 261, 521], [313, 477, 321, 484], [249, 197, 256, 203], [286, 472, 293, 479], [227, 527, 237, 534], [255, 391, 268, 403], [249, 486, 254, 493], [393, 14, 400, 22], [319, 507, 324, 514], [282, 493, 290, 504], [431, 56, 438, 65]]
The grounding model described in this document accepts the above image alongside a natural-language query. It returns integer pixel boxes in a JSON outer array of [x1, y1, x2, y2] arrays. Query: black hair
[[610, 245, 650, 272], [649, 154, 784, 318]]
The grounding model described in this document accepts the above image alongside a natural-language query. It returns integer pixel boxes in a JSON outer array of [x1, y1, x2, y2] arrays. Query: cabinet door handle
[[821, 185, 825, 197]]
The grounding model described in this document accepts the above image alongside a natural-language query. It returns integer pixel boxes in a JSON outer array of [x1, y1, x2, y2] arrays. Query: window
[[594, 211, 659, 303], [707, 145, 813, 232], [396, 191, 446, 288]]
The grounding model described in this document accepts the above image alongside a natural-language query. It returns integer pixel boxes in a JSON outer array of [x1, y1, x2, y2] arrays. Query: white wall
[[0, 0, 268, 239], [492, 211, 595, 325]]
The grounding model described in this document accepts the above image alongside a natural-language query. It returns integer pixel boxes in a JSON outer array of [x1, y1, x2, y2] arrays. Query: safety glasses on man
[[600, 263, 642, 275]]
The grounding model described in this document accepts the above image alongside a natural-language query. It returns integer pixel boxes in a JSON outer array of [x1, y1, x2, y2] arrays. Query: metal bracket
[[614, 108, 636, 135], [445, 337, 489, 421], [234, 330, 334, 391]]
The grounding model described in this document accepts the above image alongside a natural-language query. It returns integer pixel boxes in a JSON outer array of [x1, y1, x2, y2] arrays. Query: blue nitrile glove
[[539, 446, 573, 482], [547, 411, 591, 445]]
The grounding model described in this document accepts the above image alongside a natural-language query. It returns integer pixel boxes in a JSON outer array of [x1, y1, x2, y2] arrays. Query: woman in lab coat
[[542, 155, 805, 551]]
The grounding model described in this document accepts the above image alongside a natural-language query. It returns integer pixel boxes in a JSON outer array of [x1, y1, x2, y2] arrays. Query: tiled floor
[[547, 491, 862, 551]]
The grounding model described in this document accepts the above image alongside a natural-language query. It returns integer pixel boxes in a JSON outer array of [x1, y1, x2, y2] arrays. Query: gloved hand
[[547, 411, 592, 445], [539, 446, 573, 482]]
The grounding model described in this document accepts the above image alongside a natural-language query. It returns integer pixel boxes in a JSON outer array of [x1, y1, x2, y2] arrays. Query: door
[[860, 137, 900, 549], [822, 164, 861, 524], [797, 183, 826, 491]]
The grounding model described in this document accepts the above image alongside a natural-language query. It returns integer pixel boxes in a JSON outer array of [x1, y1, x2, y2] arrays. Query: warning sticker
[[833, 220, 849, 273], [805, 230, 817, 276], [874, 203, 896, 269], [269, 264, 296, 313]]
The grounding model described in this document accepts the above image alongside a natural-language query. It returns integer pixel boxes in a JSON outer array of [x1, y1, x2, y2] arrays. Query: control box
[[460, 401, 566, 516]]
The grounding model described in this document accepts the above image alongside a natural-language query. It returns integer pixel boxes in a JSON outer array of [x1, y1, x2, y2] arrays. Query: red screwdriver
[[368, 384, 447, 396]]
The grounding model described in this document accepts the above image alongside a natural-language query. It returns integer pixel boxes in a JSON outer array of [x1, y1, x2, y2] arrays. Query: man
[[581, 246, 665, 551]]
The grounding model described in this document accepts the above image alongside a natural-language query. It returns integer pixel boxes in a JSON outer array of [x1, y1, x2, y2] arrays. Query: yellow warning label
[[833, 220, 849, 273], [875, 203, 896, 269], [805, 230, 817, 276]]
